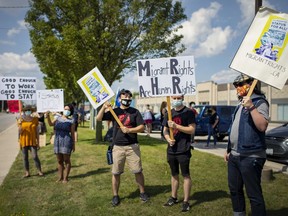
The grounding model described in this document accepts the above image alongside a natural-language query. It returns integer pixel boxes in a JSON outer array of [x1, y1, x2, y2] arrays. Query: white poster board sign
[[137, 56, 196, 97], [0, 77, 37, 100], [77, 67, 114, 109], [36, 89, 64, 112], [230, 7, 288, 89]]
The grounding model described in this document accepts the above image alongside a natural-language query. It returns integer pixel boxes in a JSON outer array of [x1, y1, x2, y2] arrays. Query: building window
[[278, 104, 288, 121]]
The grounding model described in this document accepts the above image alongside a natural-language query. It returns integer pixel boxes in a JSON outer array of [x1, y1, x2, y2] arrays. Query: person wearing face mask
[[46, 104, 76, 183], [96, 89, 149, 206], [17, 105, 44, 178], [224, 74, 269, 216], [162, 95, 196, 212]]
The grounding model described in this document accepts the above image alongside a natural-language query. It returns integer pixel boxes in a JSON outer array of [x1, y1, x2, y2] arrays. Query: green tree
[[25, 0, 186, 141]]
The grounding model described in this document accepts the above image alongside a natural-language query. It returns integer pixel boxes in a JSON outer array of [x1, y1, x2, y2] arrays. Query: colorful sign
[[0, 77, 37, 100], [77, 67, 114, 109], [137, 56, 196, 97], [230, 7, 288, 89], [36, 89, 64, 112]]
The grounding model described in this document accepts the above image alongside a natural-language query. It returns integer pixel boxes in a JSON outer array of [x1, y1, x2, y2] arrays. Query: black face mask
[[121, 99, 132, 107]]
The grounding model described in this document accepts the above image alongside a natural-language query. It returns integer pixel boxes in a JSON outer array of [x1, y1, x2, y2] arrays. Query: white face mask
[[172, 100, 183, 108], [63, 110, 71, 116], [24, 111, 32, 116]]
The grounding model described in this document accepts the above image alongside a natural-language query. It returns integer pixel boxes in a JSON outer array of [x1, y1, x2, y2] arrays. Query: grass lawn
[[0, 124, 288, 216]]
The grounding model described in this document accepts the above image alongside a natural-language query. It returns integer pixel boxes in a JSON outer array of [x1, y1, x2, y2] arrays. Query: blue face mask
[[172, 100, 183, 108], [63, 110, 71, 116], [25, 111, 32, 116]]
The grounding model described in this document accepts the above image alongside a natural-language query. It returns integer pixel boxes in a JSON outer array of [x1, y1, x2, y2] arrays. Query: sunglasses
[[233, 82, 246, 87]]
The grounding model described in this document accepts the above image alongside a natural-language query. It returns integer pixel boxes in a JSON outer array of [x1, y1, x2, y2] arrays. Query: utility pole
[[255, 0, 262, 90]]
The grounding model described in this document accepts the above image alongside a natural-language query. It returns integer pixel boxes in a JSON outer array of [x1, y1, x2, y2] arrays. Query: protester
[[46, 104, 76, 183], [162, 95, 196, 212], [224, 74, 269, 216], [160, 101, 167, 140], [72, 102, 80, 142], [206, 106, 219, 148], [17, 105, 44, 178], [189, 101, 198, 143], [143, 104, 153, 136], [96, 89, 149, 206]]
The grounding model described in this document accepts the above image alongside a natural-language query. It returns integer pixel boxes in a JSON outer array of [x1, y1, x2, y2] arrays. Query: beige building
[[135, 80, 288, 122]]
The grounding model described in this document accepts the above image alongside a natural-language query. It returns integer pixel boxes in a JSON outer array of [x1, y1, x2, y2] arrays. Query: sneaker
[[140, 192, 149, 202], [181, 202, 190, 212], [163, 197, 179, 207], [112, 195, 120, 206]]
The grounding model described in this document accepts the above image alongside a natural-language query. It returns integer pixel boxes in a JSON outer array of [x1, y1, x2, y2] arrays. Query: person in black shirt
[[206, 106, 219, 148], [162, 95, 196, 212], [96, 89, 149, 206]]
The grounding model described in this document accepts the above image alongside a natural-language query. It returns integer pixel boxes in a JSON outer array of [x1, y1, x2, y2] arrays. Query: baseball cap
[[119, 89, 132, 97], [233, 74, 254, 86]]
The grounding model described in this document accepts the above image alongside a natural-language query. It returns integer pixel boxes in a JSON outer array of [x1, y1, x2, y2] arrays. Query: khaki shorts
[[112, 144, 142, 175]]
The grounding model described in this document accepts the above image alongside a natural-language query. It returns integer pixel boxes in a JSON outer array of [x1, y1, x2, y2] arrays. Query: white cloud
[[211, 69, 240, 84], [236, 0, 276, 28], [0, 52, 46, 89], [178, 2, 234, 57], [7, 20, 27, 37]]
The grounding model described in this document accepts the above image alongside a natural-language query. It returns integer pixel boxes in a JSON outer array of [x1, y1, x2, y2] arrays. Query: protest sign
[[0, 77, 37, 100], [230, 7, 288, 89], [36, 89, 64, 112], [77, 67, 114, 109], [137, 56, 196, 97]]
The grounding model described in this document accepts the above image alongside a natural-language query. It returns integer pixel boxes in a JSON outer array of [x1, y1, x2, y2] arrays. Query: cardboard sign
[[137, 56, 196, 97], [230, 7, 288, 89], [0, 77, 37, 100], [36, 89, 64, 112], [77, 67, 114, 109]]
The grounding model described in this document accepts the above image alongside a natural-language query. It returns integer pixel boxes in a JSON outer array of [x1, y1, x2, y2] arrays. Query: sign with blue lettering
[[137, 56, 196, 97], [36, 89, 64, 112], [0, 77, 37, 100]]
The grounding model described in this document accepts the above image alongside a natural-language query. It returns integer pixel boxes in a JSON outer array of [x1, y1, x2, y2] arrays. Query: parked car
[[193, 105, 236, 141], [265, 123, 288, 164]]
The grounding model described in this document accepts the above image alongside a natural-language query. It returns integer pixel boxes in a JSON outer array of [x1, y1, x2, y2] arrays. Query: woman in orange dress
[[18, 105, 44, 178]]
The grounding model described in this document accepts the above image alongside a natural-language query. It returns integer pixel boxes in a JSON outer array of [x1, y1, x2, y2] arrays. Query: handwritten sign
[[137, 56, 196, 97], [230, 7, 288, 89], [36, 89, 64, 112], [77, 66, 114, 109], [0, 77, 37, 100]]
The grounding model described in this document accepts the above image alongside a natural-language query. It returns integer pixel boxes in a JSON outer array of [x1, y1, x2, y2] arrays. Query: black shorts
[[167, 151, 191, 177]]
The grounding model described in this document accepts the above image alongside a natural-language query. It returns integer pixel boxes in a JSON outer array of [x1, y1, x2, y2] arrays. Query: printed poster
[[77, 67, 114, 109], [137, 56, 196, 97], [0, 77, 37, 100], [36, 89, 64, 112], [230, 7, 288, 89]]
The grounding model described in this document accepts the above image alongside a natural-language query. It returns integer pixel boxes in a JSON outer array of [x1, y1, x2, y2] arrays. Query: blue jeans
[[206, 124, 216, 146], [228, 154, 266, 216]]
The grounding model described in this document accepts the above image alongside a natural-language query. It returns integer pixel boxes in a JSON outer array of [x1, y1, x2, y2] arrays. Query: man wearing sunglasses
[[224, 74, 269, 216]]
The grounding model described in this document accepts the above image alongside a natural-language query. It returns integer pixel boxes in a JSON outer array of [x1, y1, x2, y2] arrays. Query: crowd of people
[[15, 73, 269, 215]]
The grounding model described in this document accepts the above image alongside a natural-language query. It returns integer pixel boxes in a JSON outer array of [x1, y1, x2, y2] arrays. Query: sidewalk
[[0, 124, 19, 186]]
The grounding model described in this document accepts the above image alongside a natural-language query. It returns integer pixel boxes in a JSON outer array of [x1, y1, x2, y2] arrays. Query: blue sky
[[0, 0, 287, 92]]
